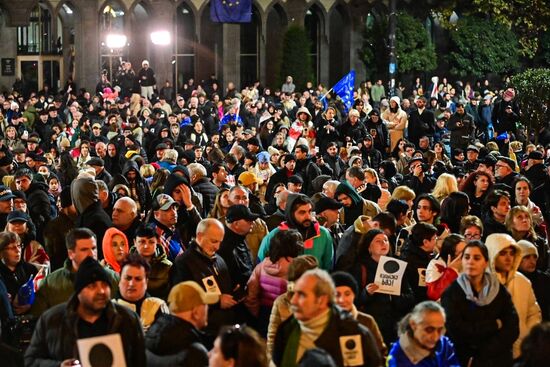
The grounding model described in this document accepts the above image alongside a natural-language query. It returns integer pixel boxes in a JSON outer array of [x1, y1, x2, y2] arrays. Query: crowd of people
[[0, 62, 550, 366]]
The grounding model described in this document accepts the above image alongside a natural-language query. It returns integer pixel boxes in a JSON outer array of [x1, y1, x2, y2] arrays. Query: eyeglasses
[[464, 233, 481, 240]]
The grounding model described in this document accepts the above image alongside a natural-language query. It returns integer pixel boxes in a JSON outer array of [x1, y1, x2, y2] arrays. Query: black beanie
[[74, 257, 111, 295], [331, 271, 358, 296], [163, 173, 190, 196]]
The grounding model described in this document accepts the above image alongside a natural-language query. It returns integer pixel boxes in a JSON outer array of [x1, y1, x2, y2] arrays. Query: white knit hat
[[517, 240, 538, 258]]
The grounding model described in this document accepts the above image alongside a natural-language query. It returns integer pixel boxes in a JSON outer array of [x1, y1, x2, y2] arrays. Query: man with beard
[[334, 181, 381, 228], [25, 256, 145, 367], [408, 97, 435, 148], [257, 194, 333, 270]]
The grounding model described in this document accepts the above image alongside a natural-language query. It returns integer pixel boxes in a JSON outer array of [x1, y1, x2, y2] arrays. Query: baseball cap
[[238, 171, 262, 186], [7, 210, 30, 223], [226, 204, 259, 223], [168, 281, 219, 313], [0, 186, 16, 201], [152, 194, 179, 211]]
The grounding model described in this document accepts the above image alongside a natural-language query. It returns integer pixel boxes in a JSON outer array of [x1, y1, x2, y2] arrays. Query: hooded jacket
[[257, 194, 334, 270], [102, 227, 129, 273], [335, 181, 381, 228], [485, 233, 541, 358], [122, 160, 152, 213], [71, 176, 113, 254]]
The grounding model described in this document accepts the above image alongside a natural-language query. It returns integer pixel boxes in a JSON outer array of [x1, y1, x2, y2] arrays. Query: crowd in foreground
[[0, 65, 550, 366]]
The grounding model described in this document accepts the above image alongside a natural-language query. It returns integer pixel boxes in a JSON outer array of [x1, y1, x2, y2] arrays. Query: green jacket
[[258, 223, 334, 271], [31, 258, 119, 317]]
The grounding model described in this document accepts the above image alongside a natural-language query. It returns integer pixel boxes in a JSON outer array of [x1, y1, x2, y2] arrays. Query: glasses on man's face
[[464, 233, 481, 240]]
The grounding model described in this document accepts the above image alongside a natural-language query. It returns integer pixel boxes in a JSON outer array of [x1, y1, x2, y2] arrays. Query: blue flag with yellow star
[[332, 70, 355, 113], [211, 0, 252, 23]]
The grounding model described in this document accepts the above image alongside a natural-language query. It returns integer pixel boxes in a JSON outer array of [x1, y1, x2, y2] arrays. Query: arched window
[[17, 1, 56, 55], [174, 3, 195, 88], [99, 1, 127, 81], [240, 5, 259, 88], [305, 5, 321, 84]]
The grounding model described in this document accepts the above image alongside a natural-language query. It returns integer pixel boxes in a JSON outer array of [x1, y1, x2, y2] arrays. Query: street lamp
[[151, 31, 171, 46], [105, 34, 127, 49]]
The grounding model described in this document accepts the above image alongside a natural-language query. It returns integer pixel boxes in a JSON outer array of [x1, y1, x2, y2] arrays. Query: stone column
[[74, 0, 99, 92], [149, 1, 175, 92], [222, 23, 240, 90]]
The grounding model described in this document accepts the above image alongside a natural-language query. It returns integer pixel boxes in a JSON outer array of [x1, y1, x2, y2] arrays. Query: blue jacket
[[387, 335, 460, 367]]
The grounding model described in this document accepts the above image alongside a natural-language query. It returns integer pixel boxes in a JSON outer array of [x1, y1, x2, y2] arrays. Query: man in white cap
[[138, 60, 156, 100]]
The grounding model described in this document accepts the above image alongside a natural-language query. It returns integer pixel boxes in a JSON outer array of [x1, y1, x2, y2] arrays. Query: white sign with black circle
[[373, 256, 408, 296], [339, 334, 364, 366], [77, 333, 126, 367], [202, 275, 222, 295]]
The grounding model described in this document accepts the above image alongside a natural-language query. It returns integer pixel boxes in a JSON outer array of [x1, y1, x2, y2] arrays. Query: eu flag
[[332, 70, 355, 112], [211, 0, 252, 23]]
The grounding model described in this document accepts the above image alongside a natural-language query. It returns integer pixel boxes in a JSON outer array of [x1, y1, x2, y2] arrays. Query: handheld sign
[[373, 256, 407, 296], [77, 333, 126, 367]]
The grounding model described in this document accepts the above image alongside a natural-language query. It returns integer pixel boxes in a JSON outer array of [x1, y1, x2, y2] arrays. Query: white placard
[[339, 335, 364, 366], [77, 333, 126, 367], [373, 256, 408, 296]]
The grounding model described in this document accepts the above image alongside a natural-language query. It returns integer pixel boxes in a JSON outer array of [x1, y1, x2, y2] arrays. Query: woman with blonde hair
[[209, 188, 230, 219], [364, 168, 391, 210], [505, 206, 549, 271], [432, 173, 458, 203]]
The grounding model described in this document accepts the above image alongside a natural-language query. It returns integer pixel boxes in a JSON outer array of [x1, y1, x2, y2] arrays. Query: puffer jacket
[[245, 256, 291, 316], [25, 294, 146, 367], [485, 234, 542, 358]]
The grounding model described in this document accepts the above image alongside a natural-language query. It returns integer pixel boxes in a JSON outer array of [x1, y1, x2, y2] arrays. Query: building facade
[[0, 0, 379, 95]]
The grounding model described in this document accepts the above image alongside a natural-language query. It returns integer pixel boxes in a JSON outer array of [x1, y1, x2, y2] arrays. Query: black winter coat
[[273, 306, 383, 367], [77, 201, 112, 259], [24, 296, 146, 367], [170, 242, 234, 335], [441, 280, 519, 367], [192, 177, 219, 218], [145, 314, 209, 367]]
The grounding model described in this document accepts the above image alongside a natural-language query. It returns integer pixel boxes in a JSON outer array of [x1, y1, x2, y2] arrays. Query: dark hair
[[295, 144, 309, 153], [121, 252, 151, 275], [440, 234, 466, 263], [440, 192, 470, 233], [66, 228, 96, 251], [519, 322, 550, 367], [135, 224, 158, 239], [218, 325, 268, 367], [290, 194, 313, 213], [462, 240, 489, 262], [346, 166, 365, 181], [485, 189, 510, 214], [225, 153, 238, 165], [413, 194, 440, 222], [372, 212, 397, 235], [267, 229, 304, 262], [410, 223, 438, 247], [459, 170, 494, 194], [211, 162, 227, 175], [386, 199, 409, 218], [359, 228, 386, 258], [15, 168, 33, 180]]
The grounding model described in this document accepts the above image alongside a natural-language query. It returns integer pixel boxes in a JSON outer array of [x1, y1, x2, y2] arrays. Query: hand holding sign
[[373, 256, 407, 296]]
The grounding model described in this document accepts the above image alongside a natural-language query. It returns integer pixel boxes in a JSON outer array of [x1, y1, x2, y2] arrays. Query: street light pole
[[388, 0, 397, 97]]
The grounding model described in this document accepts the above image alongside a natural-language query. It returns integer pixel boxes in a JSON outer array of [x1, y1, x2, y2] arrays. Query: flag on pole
[[210, 0, 252, 23], [332, 70, 356, 112]]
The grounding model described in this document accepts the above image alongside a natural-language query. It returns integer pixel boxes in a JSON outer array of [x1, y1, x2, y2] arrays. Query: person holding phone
[[426, 234, 467, 301]]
